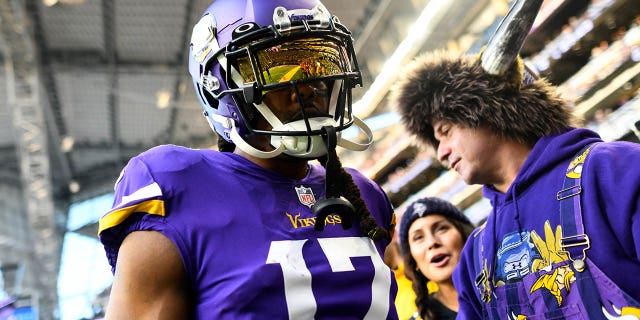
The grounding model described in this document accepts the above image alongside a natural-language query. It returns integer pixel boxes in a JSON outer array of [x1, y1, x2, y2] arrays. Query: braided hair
[[317, 154, 390, 242], [217, 133, 235, 153]]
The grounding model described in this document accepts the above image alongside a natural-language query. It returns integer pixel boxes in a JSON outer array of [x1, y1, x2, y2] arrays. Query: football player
[[99, 0, 398, 318]]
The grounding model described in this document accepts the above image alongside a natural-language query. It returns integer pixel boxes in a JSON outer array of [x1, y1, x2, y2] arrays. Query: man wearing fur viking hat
[[392, 0, 640, 319]]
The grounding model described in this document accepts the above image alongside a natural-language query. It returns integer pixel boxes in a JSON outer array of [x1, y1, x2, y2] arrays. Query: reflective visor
[[236, 37, 350, 87]]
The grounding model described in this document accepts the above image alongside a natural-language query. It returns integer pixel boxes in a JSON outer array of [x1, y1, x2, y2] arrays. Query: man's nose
[[436, 142, 451, 165], [290, 83, 319, 103]]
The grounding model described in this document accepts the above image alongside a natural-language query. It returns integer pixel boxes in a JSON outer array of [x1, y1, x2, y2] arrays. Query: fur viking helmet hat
[[392, 0, 574, 149]]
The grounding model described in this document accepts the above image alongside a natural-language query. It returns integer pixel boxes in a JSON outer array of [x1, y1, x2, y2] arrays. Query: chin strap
[[337, 117, 373, 151], [257, 99, 374, 153], [211, 111, 372, 159], [312, 125, 354, 231], [209, 113, 285, 158]]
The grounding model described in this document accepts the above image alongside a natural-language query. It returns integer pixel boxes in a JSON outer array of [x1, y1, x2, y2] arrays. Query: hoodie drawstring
[[510, 185, 524, 241]]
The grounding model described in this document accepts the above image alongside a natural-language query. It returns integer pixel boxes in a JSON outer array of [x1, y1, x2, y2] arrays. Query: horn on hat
[[480, 0, 543, 76]]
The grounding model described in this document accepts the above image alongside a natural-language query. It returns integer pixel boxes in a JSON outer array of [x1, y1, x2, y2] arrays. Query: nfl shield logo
[[295, 186, 316, 208]]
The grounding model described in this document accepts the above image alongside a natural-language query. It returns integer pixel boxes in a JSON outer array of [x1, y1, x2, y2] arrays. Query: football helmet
[[189, 0, 372, 158]]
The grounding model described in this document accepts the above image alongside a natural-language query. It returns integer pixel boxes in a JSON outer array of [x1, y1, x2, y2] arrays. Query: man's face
[[245, 81, 330, 153], [262, 81, 331, 126], [433, 120, 503, 186]]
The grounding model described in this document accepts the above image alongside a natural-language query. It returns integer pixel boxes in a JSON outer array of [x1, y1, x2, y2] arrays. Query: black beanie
[[398, 197, 471, 256]]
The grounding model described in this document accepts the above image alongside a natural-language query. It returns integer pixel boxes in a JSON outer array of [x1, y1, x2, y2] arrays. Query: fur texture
[[391, 50, 574, 149]]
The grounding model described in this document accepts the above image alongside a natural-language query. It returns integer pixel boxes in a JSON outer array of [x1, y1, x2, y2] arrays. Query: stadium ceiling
[[1, 0, 489, 208]]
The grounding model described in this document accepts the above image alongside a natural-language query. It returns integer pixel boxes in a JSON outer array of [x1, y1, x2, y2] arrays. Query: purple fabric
[[0, 297, 14, 320], [453, 128, 640, 319], [100, 145, 398, 319]]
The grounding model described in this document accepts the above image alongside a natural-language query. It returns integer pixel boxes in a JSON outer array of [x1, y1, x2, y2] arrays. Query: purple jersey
[[99, 145, 398, 319]]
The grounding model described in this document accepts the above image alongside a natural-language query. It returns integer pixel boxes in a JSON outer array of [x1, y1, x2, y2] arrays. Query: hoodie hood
[[474, 127, 603, 288], [454, 126, 640, 313], [483, 127, 602, 204]]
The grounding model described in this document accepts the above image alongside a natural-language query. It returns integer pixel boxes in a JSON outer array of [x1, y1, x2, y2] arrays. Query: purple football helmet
[[189, 0, 372, 158]]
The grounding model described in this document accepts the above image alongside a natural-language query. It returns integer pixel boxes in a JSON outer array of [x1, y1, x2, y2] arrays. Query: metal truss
[[0, 0, 61, 318]]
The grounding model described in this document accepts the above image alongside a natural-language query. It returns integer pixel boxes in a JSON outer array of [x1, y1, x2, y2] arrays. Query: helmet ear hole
[[199, 86, 219, 109]]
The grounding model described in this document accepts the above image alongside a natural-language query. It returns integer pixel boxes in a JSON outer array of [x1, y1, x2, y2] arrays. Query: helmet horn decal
[[480, 0, 543, 76], [191, 14, 219, 63]]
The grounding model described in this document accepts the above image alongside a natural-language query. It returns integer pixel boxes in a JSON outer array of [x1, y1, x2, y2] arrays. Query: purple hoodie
[[453, 128, 640, 319]]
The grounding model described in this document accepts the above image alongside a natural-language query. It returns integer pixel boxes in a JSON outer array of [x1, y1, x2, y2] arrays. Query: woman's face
[[408, 214, 465, 283]]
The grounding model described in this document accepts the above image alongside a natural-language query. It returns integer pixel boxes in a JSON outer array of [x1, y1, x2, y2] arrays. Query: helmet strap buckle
[[242, 82, 262, 104], [312, 126, 354, 231]]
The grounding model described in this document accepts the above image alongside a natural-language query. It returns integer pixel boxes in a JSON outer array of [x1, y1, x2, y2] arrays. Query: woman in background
[[398, 197, 475, 320]]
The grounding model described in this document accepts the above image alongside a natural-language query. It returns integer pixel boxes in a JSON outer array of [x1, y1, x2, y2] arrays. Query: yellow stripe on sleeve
[[98, 199, 166, 235]]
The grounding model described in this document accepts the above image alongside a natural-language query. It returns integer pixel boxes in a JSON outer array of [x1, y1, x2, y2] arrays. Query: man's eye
[[435, 125, 449, 138], [313, 88, 328, 97]]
